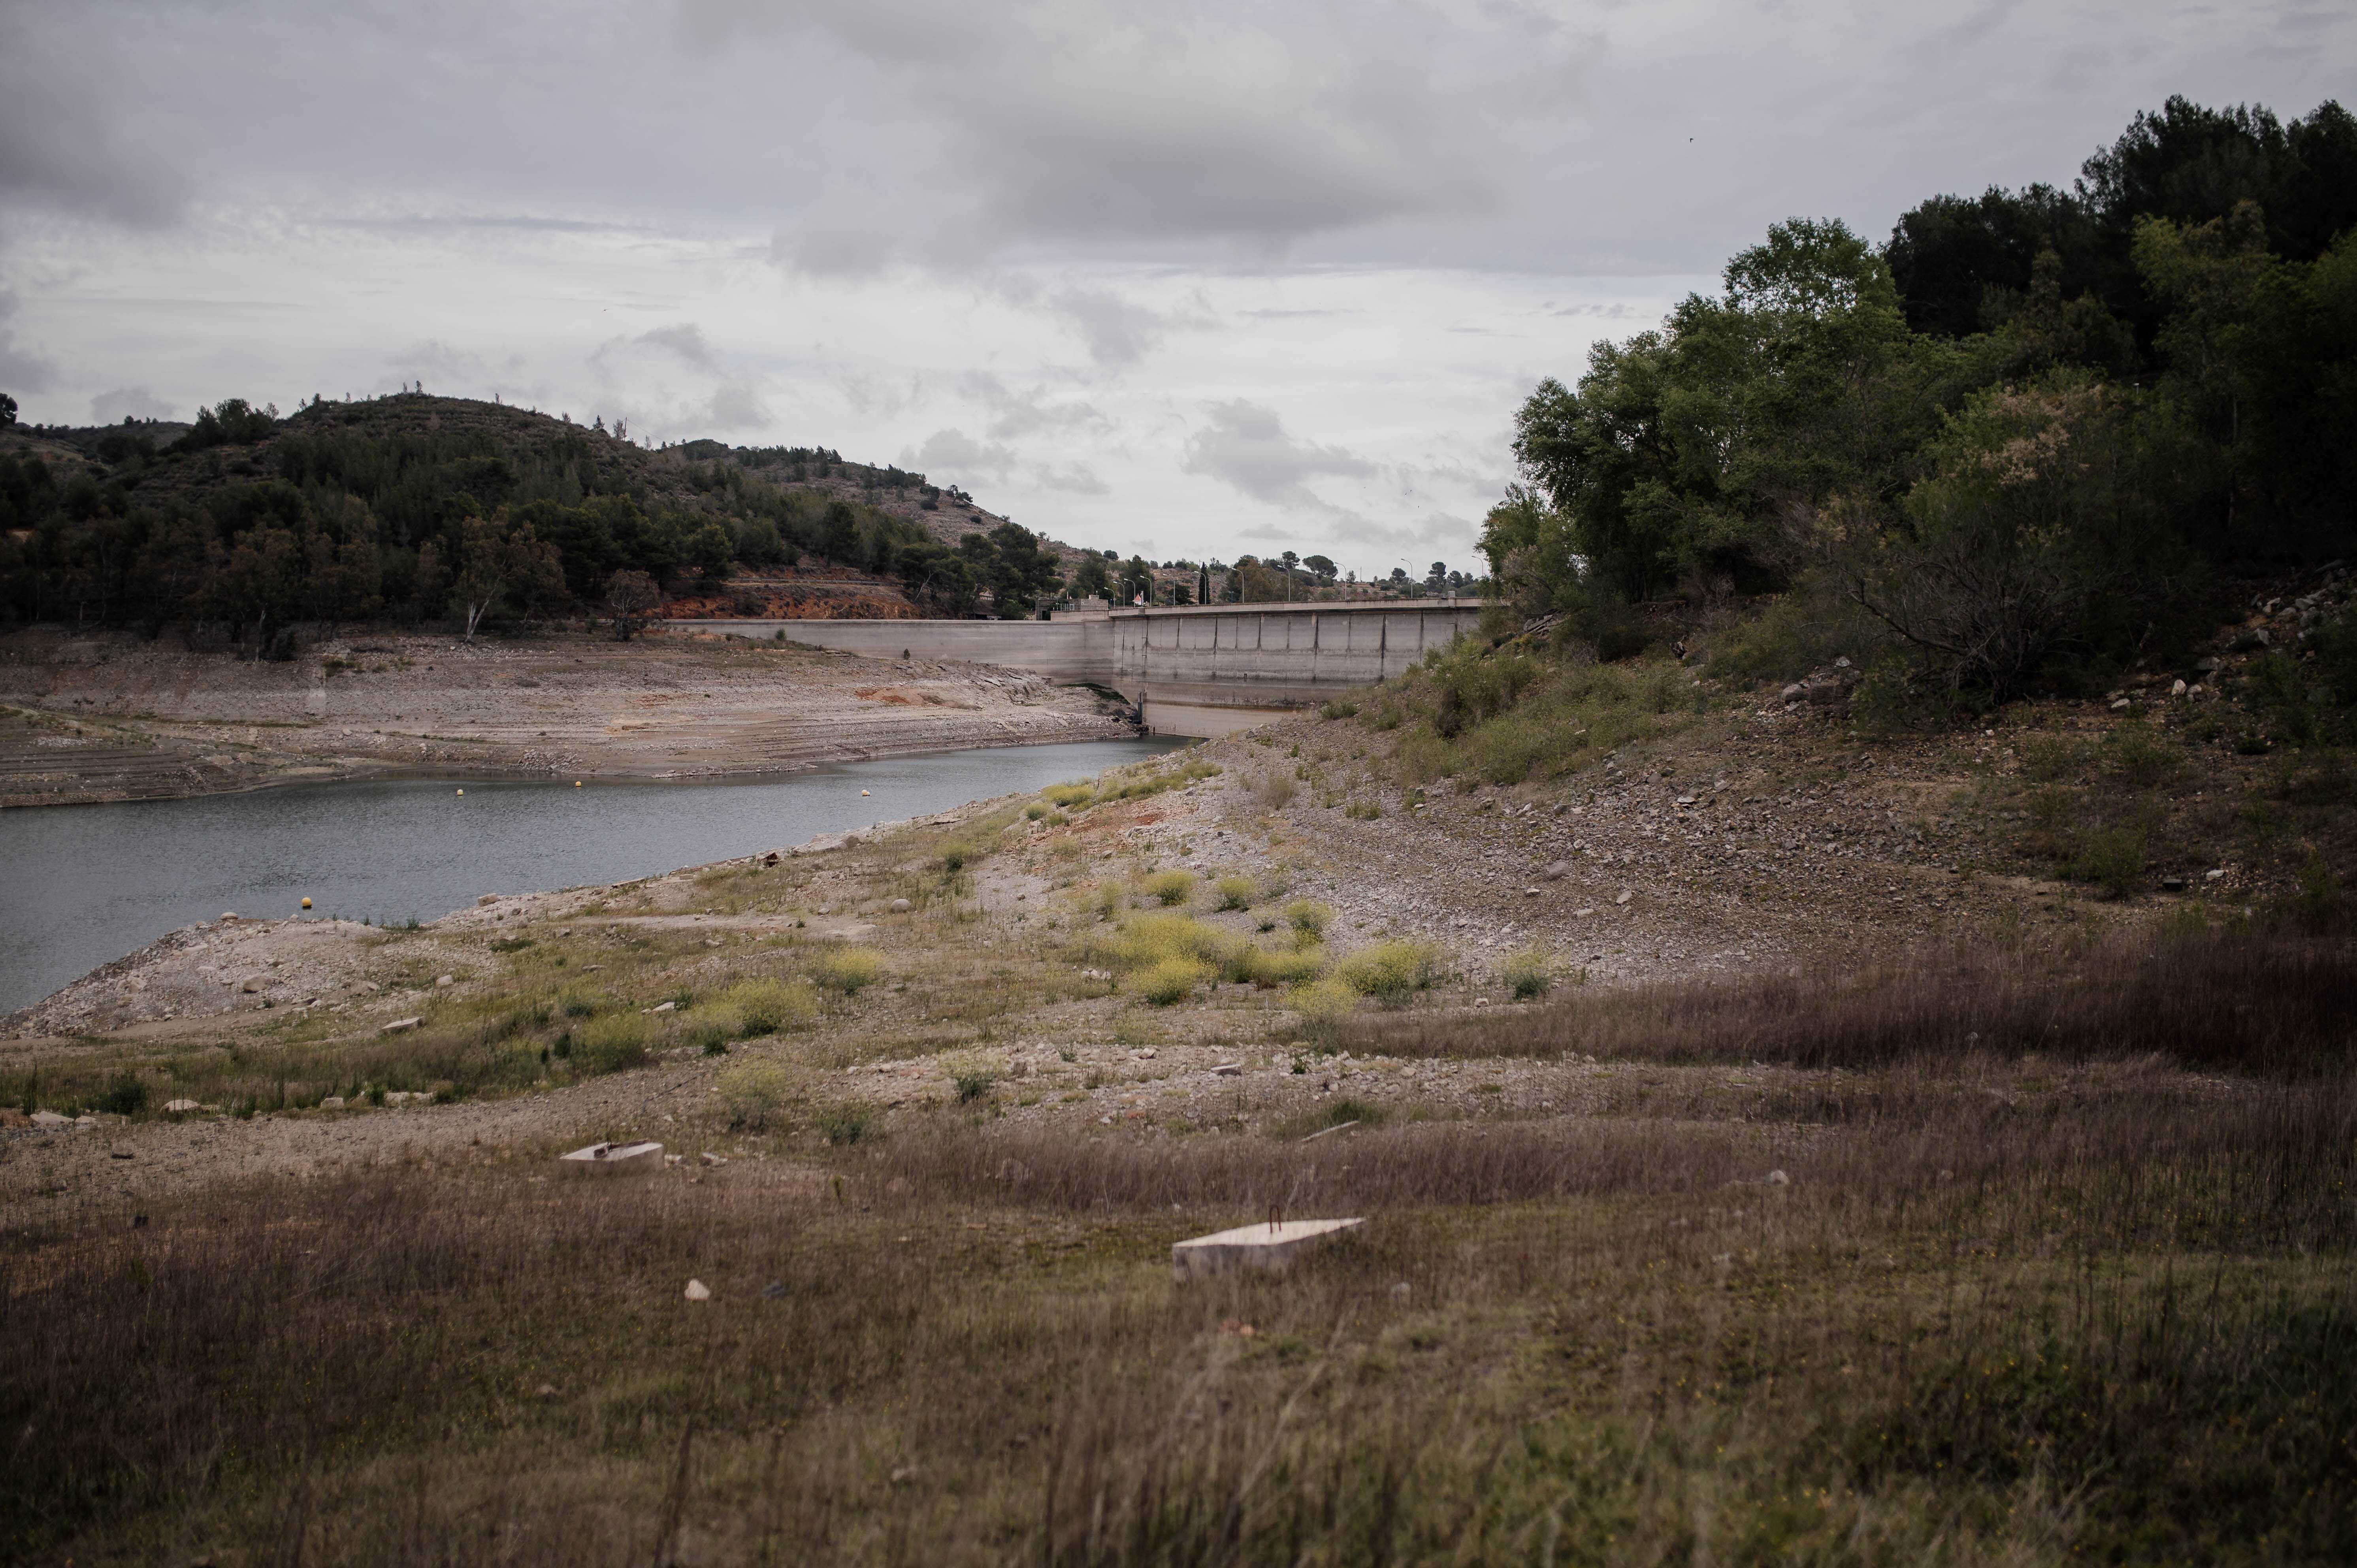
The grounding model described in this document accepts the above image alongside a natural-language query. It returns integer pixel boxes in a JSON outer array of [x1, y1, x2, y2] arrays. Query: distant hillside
[[0, 394, 1097, 647]]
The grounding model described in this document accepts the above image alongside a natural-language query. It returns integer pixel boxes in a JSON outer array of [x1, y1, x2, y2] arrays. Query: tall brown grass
[[1345, 926, 2357, 1077]]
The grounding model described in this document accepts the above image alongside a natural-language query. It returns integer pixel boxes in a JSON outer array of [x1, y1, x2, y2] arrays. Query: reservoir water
[[0, 737, 1189, 1016]]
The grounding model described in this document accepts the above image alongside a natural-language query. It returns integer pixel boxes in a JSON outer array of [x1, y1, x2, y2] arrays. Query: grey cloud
[[635, 324, 720, 370], [0, 16, 190, 225], [956, 373, 1112, 442], [0, 290, 56, 394], [908, 427, 1018, 479], [1181, 400, 1373, 511], [703, 382, 771, 429], [1034, 462, 1110, 495], [731, 0, 1579, 267], [89, 386, 175, 423], [1051, 287, 1165, 367]]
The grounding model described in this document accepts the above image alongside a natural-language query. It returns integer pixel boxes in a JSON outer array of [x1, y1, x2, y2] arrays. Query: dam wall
[[667, 599, 1487, 737]]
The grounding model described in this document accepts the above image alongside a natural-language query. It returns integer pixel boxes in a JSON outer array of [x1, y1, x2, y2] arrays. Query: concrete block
[[558, 1140, 663, 1175], [1172, 1218, 1365, 1281]]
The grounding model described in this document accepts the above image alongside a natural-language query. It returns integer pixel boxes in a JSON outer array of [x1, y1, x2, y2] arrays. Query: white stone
[[558, 1140, 664, 1175], [1210, 1063, 1243, 1077], [684, 1278, 712, 1301], [1172, 1218, 1366, 1280], [435, 974, 455, 987], [651, 1000, 676, 1013], [30, 1109, 68, 1128], [380, 1017, 422, 1034], [317, 1096, 345, 1110], [162, 1098, 202, 1113]]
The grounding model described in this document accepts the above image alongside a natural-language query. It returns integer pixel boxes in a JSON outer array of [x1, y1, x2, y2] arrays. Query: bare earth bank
[[0, 625, 1133, 808]]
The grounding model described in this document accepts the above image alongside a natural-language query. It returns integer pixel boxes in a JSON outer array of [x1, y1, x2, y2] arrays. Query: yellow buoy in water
[[300, 897, 312, 909], [574, 780, 582, 788], [455, 788, 464, 796], [861, 789, 870, 797]]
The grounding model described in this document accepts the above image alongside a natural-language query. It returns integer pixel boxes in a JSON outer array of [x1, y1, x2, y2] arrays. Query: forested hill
[[0, 393, 1084, 644]]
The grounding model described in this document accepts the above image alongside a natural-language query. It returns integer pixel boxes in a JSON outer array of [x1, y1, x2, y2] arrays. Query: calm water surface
[[0, 737, 1187, 1014]]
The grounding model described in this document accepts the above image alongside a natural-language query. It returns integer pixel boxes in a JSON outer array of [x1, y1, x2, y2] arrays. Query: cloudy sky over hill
[[2, 0, 2348, 573]]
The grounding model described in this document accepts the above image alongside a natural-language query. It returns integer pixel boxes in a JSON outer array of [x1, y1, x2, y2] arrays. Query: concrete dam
[[668, 600, 1487, 737]]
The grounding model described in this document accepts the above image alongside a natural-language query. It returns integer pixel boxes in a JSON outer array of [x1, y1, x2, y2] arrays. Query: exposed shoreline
[[0, 624, 1137, 810]]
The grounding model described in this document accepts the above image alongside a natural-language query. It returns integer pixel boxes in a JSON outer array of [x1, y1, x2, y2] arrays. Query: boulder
[[31, 1110, 69, 1128], [380, 1017, 422, 1034]]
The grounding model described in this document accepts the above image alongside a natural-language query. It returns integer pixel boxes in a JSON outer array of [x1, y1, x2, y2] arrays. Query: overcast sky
[[2, 1, 2348, 574]]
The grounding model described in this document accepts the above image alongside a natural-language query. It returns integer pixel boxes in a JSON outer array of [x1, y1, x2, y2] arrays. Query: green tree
[[604, 568, 661, 640], [1512, 218, 1949, 604], [450, 512, 565, 640]]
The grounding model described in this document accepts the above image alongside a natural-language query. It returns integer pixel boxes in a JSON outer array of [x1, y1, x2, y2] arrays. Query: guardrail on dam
[[667, 600, 1488, 737]]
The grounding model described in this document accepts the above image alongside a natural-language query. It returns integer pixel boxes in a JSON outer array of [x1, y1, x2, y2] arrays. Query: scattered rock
[[162, 1098, 202, 1113], [1541, 861, 1571, 880], [684, 1279, 712, 1301], [699, 1152, 727, 1167], [889, 898, 913, 912], [31, 1110, 69, 1128], [2110, 698, 2133, 710], [651, 1000, 676, 1013], [889, 1465, 919, 1486], [381, 1017, 422, 1034], [1211, 1063, 1243, 1077], [1765, 1170, 1790, 1186], [435, 974, 455, 987], [318, 1096, 345, 1109], [1613, 890, 1632, 905]]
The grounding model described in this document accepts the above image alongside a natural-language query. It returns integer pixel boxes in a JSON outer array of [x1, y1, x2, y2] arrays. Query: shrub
[[96, 1072, 148, 1117], [573, 1014, 650, 1073], [1502, 948, 1554, 1000], [1142, 870, 1195, 907], [684, 1007, 740, 1055], [722, 978, 816, 1036], [813, 947, 884, 995], [1291, 976, 1360, 1041], [2067, 828, 2146, 899], [2103, 723, 2183, 789], [816, 1104, 876, 1145], [1213, 875, 1257, 911], [557, 988, 604, 1018], [1256, 771, 1298, 811], [1244, 945, 1326, 988], [1286, 900, 1332, 942], [1336, 941, 1446, 1004], [1098, 913, 1243, 974], [718, 1062, 790, 1130], [1136, 957, 1211, 1005], [953, 1070, 997, 1104]]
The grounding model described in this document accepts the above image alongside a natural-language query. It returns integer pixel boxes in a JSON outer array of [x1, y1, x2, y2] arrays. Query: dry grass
[[7, 1058, 2353, 1564], [1346, 926, 2357, 1078]]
